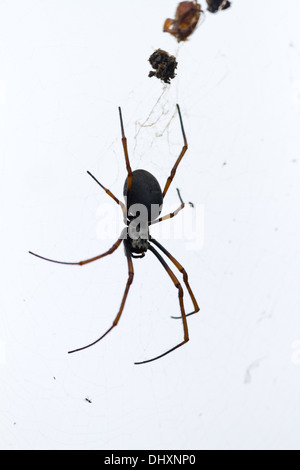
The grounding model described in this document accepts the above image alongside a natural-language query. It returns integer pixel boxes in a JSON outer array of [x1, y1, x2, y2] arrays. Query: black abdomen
[[123, 169, 163, 222]]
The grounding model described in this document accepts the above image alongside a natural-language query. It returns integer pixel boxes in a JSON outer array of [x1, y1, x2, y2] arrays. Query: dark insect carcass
[[148, 49, 178, 84]]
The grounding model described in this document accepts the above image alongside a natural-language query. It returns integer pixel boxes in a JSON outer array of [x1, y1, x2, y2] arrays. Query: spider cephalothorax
[[29, 105, 199, 364], [126, 220, 150, 256]]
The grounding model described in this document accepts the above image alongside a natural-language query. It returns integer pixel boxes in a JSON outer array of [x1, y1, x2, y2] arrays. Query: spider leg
[[149, 188, 193, 226], [29, 228, 127, 266], [118, 107, 133, 199], [68, 240, 134, 354], [134, 244, 189, 365], [87, 171, 126, 220], [162, 105, 188, 199], [149, 238, 200, 319]]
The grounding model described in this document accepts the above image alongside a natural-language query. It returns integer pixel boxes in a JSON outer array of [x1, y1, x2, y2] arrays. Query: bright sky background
[[0, 0, 300, 450]]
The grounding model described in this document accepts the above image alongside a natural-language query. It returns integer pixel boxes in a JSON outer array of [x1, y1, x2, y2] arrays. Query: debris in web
[[163, 1, 203, 42], [206, 0, 231, 13], [148, 49, 178, 84]]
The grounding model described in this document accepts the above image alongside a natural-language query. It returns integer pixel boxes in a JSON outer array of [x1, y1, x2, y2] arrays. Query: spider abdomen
[[123, 169, 163, 222]]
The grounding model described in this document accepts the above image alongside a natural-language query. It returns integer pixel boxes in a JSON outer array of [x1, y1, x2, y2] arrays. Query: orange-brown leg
[[118, 107, 132, 198], [29, 228, 127, 266], [150, 188, 193, 226], [134, 244, 189, 365], [68, 240, 134, 354], [87, 170, 126, 220], [149, 202, 188, 225], [163, 105, 188, 198], [150, 238, 200, 319]]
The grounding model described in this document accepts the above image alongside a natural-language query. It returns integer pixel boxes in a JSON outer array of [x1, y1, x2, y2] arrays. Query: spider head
[[127, 218, 149, 254], [127, 236, 149, 255]]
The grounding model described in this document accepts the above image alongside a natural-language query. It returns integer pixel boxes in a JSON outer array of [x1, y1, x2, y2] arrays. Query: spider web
[[1, 0, 300, 451]]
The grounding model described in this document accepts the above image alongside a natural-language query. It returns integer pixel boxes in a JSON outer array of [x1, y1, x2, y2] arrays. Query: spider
[[29, 105, 200, 365], [163, 1, 203, 42]]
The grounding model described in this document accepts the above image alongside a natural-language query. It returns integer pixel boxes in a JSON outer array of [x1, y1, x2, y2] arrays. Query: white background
[[0, 0, 300, 450]]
